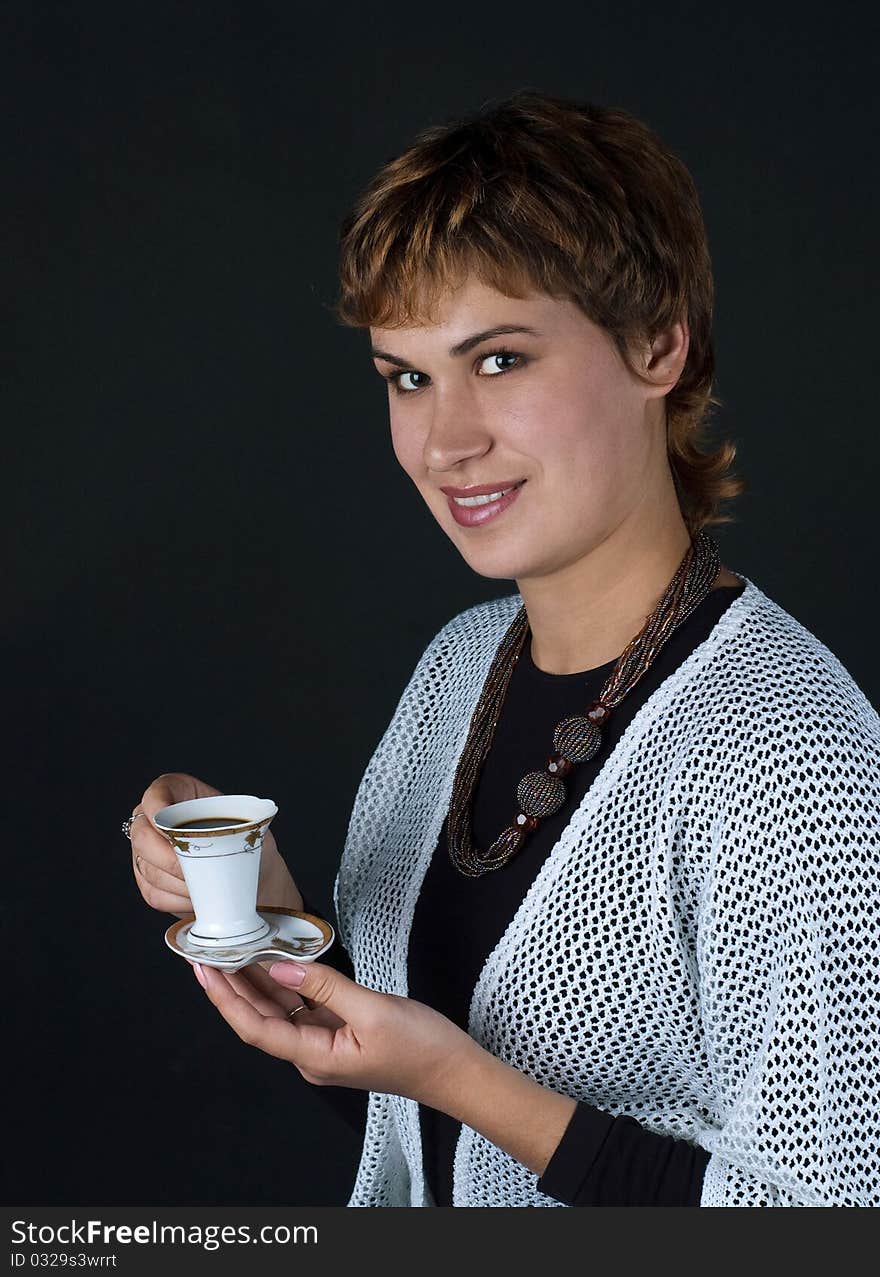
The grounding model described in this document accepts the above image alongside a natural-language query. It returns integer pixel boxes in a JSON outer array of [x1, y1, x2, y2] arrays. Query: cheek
[[508, 388, 624, 483], [511, 385, 640, 526], [389, 420, 420, 477], [569, 420, 632, 479]]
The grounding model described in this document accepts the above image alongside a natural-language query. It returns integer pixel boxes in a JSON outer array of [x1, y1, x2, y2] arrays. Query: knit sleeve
[[694, 657, 880, 1207]]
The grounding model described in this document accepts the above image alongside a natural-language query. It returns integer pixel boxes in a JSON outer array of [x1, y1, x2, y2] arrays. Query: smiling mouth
[[449, 481, 526, 507]]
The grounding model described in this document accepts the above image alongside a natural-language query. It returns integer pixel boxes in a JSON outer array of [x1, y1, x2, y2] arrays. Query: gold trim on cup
[[156, 816, 269, 839], [160, 820, 271, 856]]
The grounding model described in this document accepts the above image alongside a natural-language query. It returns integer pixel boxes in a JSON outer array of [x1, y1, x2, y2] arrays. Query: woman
[[128, 91, 880, 1207]]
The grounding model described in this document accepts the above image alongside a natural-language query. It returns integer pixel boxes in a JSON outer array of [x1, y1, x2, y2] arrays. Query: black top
[[302, 580, 745, 1206]]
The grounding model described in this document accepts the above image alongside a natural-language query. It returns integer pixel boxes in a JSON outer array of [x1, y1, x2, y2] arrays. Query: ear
[[642, 318, 689, 396]]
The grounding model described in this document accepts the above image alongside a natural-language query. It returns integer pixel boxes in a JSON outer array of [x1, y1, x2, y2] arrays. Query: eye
[[393, 370, 429, 393], [478, 351, 521, 376], [383, 348, 526, 396]]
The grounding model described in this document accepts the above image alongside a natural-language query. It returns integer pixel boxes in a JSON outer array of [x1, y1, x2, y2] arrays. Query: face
[[370, 275, 682, 584]]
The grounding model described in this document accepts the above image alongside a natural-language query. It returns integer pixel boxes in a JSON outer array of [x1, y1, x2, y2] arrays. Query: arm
[[427, 1047, 708, 1206], [198, 934, 713, 1205], [428, 1043, 577, 1179], [311, 882, 706, 1204], [694, 678, 880, 1207], [536, 1102, 709, 1206]]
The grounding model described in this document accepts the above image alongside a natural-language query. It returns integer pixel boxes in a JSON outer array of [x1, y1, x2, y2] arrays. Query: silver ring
[[286, 1004, 307, 1020], [122, 811, 148, 840]]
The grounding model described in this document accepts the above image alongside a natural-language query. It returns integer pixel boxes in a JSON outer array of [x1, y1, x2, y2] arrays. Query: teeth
[[452, 484, 520, 507]]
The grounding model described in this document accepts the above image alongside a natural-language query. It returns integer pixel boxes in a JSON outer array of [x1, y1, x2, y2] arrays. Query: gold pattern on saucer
[[260, 907, 333, 943], [267, 934, 326, 956]]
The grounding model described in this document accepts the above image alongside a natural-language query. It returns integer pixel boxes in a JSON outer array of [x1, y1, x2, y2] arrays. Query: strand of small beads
[[446, 529, 721, 877]]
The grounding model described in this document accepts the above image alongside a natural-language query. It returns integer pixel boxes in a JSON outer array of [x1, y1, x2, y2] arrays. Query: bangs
[[335, 223, 571, 332]]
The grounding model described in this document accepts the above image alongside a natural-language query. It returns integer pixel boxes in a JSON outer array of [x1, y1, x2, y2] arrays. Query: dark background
[[5, 0, 878, 1206]]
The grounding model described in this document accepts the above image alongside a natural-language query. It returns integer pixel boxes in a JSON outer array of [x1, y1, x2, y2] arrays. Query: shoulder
[[699, 578, 880, 840], [693, 583, 880, 928], [419, 591, 522, 665], [383, 592, 522, 716], [713, 578, 879, 740]]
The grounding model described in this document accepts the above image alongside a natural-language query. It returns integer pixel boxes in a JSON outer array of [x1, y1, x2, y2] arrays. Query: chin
[[453, 544, 536, 583], [435, 507, 545, 581]]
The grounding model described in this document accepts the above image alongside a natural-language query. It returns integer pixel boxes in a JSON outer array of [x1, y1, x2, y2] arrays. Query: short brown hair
[[333, 89, 746, 535]]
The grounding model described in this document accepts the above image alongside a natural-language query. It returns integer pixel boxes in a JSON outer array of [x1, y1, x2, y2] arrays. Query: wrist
[[423, 1033, 500, 1120], [419, 1030, 488, 1115], [424, 1038, 578, 1177]]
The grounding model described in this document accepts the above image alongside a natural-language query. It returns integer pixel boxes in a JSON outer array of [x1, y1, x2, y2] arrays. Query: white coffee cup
[[153, 795, 278, 947]]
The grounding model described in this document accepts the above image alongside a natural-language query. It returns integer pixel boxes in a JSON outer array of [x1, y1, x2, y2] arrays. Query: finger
[[132, 855, 193, 912], [131, 853, 191, 914], [131, 850, 185, 900], [267, 960, 371, 1023], [130, 811, 185, 879], [128, 800, 191, 911], [133, 851, 188, 894], [221, 967, 306, 1019], [134, 882, 192, 912], [244, 960, 314, 1009], [140, 773, 222, 814], [196, 962, 321, 1065], [220, 965, 345, 1032]]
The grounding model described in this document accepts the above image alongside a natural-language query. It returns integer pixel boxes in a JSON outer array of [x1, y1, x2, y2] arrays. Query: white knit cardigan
[[332, 575, 880, 1207]]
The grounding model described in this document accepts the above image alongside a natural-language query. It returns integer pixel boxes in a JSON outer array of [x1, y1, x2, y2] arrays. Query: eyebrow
[[370, 324, 544, 368]]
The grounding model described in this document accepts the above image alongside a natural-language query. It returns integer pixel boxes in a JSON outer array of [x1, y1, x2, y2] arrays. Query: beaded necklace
[[446, 529, 721, 876]]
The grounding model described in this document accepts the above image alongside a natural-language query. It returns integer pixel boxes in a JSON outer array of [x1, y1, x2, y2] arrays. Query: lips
[[439, 479, 527, 498], [445, 479, 526, 528]]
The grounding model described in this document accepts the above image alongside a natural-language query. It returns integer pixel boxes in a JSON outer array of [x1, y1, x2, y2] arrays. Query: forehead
[[369, 276, 580, 347]]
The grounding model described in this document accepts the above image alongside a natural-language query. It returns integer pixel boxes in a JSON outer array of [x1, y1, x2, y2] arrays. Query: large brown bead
[[586, 700, 612, 726], [517, 770, 567, 818], [546, 753, 573, 778], [553, 716, 602, 763], [515, 812, 540, 833]]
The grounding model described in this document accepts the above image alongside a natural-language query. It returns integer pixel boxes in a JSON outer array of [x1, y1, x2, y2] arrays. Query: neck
[[516, 499, 709, 677]]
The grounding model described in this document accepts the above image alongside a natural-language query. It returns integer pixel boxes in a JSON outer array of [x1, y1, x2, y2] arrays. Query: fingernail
[[193, 962, 206, 987], [269, 962, 306, 987]]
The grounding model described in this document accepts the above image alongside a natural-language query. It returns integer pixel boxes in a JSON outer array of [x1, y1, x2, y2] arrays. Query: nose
[[422, 386, 493, 475]]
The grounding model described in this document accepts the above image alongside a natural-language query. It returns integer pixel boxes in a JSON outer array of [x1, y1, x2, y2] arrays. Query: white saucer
[[165, 906, 335, 971]]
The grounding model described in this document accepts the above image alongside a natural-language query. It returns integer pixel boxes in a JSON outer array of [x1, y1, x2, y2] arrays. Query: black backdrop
[[5, 1, 878, 1207]]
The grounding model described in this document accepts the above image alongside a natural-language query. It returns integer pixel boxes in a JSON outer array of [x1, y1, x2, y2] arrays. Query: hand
[[191, 958, 482, 1109], [130, 772, 303, 917]]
